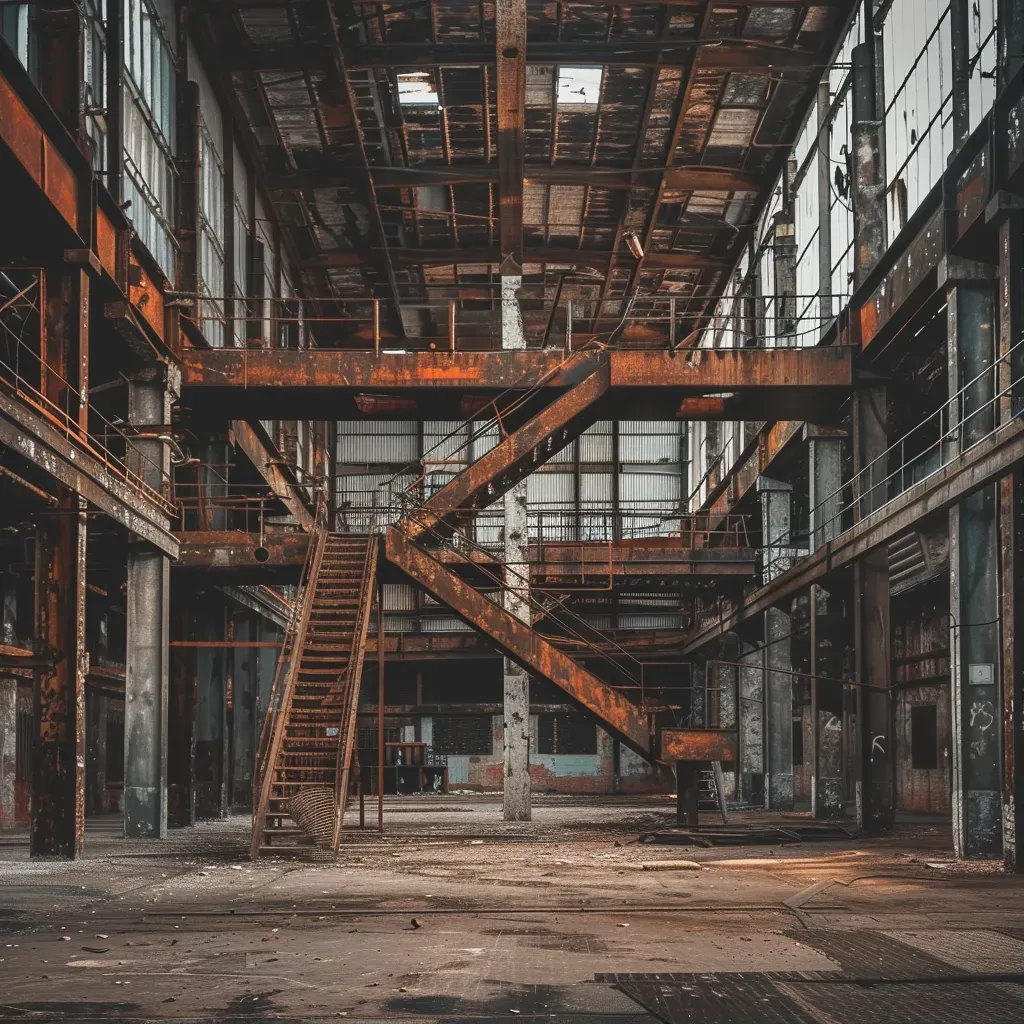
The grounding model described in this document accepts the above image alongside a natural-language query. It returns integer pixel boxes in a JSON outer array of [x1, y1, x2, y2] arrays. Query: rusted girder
[[661, 729, 737, 763], [301, 247, 728, 272], [32, 490, 87, 858], [406, 359, 611, 541], [231, 420, 314, 532], [181, 347, 854, 421], [269, 165, 763, 193], [496, 0, 526, 270], [173, 530, 310, 577], [385, 527, 650, 755], [227, 39, 821, 74], [0, 392, 179, 557], [175, 530, 755, 582]]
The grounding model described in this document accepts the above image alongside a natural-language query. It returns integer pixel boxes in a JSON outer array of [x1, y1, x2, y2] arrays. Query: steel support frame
[[31, 490, 87, 858], [996, 200, 1024, 871], [948, 274, 1003, 859]]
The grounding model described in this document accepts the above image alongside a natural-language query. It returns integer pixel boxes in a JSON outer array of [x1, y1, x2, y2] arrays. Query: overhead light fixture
[[625, 231, 644, 260]]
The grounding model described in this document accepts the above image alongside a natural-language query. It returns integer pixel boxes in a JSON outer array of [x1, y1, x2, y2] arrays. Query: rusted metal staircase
[[251, 496, 377, 859], [405, 355, 611, 541], [382, 348, 660, 758], [386, 524, 651, 756]]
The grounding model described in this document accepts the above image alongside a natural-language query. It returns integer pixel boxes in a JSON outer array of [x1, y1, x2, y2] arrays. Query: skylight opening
[[397, 72, 440, 107], [556, 66, 603, 107]]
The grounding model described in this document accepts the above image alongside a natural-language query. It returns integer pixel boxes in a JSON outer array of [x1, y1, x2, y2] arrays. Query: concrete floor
[[0, 796, 1022, 1022]]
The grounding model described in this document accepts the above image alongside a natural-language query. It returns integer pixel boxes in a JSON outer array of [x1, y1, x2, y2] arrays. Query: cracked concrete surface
[[0, 796, 1021, 1021]]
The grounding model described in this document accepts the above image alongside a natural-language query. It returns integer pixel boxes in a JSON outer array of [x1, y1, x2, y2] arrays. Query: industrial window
[[537, 714, 597, 755], [83, 0, 106, 174], [0, 5, 33, 76], [911, 704, 938, 770], [556, 66, 602, 107], [198, 119, 226, 346], [431, 716, 492, 756], [397, 72, 439, 107], [792, 715, 804, 766], [122, 0, 177, 278]]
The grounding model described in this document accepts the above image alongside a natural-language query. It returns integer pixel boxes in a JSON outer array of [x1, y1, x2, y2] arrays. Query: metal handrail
[[330, 519, 378, 851], [250, 486, 330, 859], [759, 337, 1024, 581]]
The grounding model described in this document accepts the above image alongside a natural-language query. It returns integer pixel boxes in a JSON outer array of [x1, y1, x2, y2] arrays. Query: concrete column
[[738, 641, 764, 805], [947, 273, 1002, 859], [764, 605, 794, 810], [501, 273, 531, 821], [851, 35, 886, 291], [994, 197, 1024, 871], [810, 585, 845, 818], [757, 475, 793, 811], [231, 615, 258, 811], [853, 382, 894, 834], [716, 656, 738, 801], [757, 476, 792, 584], [772, 213, 797, 344], [806, 428, 845, 818], [0, 676, 16, 827], [32, 492, 87, 857], [124, 370, 172, 838]]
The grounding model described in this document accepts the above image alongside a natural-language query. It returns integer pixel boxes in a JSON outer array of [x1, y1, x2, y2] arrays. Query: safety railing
[[331, 524, 378, 850], [173, 469, 280, 535], [250, 486, 330, 859], [0, 268, 177, 517], [336, 492, 752, 550], [759, 336, 1024, 582]]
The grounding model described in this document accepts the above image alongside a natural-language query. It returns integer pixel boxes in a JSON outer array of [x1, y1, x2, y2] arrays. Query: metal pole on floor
[[377, 574, 385, 833]]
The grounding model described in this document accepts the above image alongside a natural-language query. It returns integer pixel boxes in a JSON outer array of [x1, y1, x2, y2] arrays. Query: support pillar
[[738, 641, 764, 805], [501, 273, 531, 821], [947, 270, 1002, 858], [124, 370, 172, 838], [807, 427, 845, 817], [32, 493, 87, 857], [993, 196, 1024, 871], [764, 605, 793, 810], [853, 384, 894, 833], [758, 476, 793, 811], [0, 676, 16, 827]]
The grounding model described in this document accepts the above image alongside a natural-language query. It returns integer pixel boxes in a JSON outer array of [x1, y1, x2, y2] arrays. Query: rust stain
[[95, 208, 118, 280], [0, 70, 77, 231], [661, 729, 737, 763], [129, 261, 165, 342]]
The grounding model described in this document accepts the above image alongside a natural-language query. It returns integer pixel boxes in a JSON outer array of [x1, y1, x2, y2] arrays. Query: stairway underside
[[385, 525, 650, 756]]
